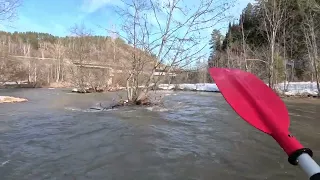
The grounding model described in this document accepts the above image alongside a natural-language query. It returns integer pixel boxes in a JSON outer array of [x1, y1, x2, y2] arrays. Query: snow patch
[[275, 82, 318, 96], [146, 106, 169, 112], [158, 83, 219, 92], [158, 82, 319, 96], [158, 84, 175, 90]]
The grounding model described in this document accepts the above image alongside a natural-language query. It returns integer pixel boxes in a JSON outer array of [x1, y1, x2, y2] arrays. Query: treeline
[[208, 0, 320, 93], [0, 28, 151, 90], [0, 29, 209, 90]]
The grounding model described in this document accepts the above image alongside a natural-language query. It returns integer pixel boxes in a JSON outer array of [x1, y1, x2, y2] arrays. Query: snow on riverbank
[[158, 83, 219, 92], [275, 82, 318, 96], [158, 82, 319, 97]]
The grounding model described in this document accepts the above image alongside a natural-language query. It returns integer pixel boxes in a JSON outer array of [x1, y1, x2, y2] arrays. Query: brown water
[[0, 88, 320, 180]]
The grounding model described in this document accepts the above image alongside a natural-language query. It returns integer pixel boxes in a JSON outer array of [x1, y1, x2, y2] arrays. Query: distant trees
[[69, 24, 93, 91], [298, 0, 320, 96], [0, 0, 22, 85], [260, 0, 286, 88], [209, 30, 224, 67], [0, 30, 132, 89], [208, 0, 320, 93]]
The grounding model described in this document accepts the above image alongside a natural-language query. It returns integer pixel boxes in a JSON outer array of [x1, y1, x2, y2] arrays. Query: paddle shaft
[[298, 153, 320, 180]]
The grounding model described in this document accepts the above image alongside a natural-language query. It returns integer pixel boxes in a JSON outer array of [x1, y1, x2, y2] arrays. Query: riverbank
[[2, 81, 319, 99], [275, 82, 319, 98], [157, 82, 320, 98]]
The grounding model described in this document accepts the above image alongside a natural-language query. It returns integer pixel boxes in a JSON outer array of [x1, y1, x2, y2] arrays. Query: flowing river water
[[0, 88, 320, 180]]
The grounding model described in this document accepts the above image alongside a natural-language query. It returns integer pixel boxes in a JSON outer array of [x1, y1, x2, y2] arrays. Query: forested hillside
[[0, 28, 158, 90], [208, 0, 320, 92]]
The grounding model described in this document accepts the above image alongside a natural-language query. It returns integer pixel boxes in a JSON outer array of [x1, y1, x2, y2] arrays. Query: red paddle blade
[[208, 67, 289, 134], [208, 67, 305, 157]]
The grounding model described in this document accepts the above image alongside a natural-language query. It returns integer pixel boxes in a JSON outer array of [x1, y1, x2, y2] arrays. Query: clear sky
[[0, 0, 255, 37]]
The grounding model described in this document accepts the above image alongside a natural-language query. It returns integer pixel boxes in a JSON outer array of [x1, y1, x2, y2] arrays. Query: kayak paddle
[[208, 67, 320, 180]]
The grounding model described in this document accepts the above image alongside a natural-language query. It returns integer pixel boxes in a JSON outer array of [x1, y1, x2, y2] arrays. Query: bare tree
[[113, 0, 232, 103], [69, 24, 93, 91], [22, 42, 31, 82], [260, 0, 286, 89], [299, 0, 320, 96], [196, 59, 209, 83], [240, 13, 248, 71], [0, 0, 21, 22], [53, 39, 64, 82], [110, 24, 118, 62], [0, 0, 20, 78]]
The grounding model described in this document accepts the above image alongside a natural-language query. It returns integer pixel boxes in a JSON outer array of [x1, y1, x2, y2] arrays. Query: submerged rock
[[0, 96, 28, 103]]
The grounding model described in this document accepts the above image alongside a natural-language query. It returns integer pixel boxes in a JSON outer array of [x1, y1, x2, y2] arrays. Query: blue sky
[[0, 0, 254, 65], [0, 0, 255, 37]]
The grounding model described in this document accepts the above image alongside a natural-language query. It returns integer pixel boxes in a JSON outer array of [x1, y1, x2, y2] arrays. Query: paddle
[[208, 67, 320, 180]]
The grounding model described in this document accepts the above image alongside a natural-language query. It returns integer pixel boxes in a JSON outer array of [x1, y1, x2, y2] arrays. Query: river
[[0, 88, 319, 180]]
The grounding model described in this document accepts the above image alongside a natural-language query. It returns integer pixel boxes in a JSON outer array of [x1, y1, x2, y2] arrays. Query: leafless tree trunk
[[303, 23, 319, 96], [111, 25, 118, 62], [240, 14, 248, 71], [299, 0, 320, 96], [260, 0, 286, 89], [70, 24, 93, 91], [282, 22, 288, 91], [23, 43, 31, 83], [53, 40, 64, 82]]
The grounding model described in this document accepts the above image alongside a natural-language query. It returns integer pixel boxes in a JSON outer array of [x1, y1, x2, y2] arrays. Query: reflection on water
[[0, 89, 319, 180]]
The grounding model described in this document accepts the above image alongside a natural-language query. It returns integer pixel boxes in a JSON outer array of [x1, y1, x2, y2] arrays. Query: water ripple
[[0, 89, 318, 179]]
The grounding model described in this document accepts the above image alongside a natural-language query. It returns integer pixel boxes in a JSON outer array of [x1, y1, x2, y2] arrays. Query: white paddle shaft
[[298, 153, 320, 179]]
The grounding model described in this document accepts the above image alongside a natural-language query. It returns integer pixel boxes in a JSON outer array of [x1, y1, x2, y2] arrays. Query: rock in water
[[135, 95, 152, 106], [0, 96, 28, 103]]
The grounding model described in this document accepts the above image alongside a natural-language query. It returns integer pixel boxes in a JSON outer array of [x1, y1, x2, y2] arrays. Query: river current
[[0, 88, 319, 180]]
